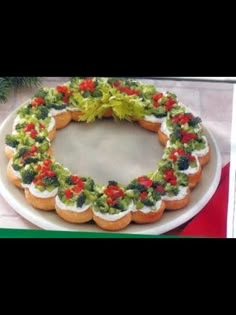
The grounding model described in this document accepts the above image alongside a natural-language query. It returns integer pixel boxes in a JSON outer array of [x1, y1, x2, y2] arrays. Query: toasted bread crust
[[138, 120, 161, 132], [48, 124, 56, 141], [198, 149, 211, 167], [163, 188, 190, 210], [55, 205, 93, 223], [132, 200, 166, 224], [24, 189, 56, 211], [7, 160, 23, 188], [54, 111, 72, 129], [158, 128, 169, 146], [71, 111, 83, 121], [188, 166, 202, 189], [93, 212, 132, 231], [5, 146, 15, 160]]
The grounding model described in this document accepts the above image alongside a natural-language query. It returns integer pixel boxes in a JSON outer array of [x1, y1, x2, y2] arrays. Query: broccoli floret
[[20, 169, 36, 184], [23, 157, 39, 166], [82, 91, 91, 98], [65, 176, 74, 185], [19, 105, 31, 116], [42, 176, 58, 186], [5, 135, 19, 148], [115, 200, 126, 211], [189, 116, 202, 127], [143, 199, 155, 207], [92, 90, 102, 98], [47, 104, 67, 110], [126, 181, 146, 192], [12, 164, 21, 171], [170, 130, 182, 141], [76, 193, 86, 208], [35, 136, 45, 143], [15, 123, 25, 131], [36, 106, 49, 120]]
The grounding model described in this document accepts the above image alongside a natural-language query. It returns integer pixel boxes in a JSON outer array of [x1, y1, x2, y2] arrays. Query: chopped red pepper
[[140, 191, 148, 200], [137, 176, 153, 187], [65, 189, 73, 199]]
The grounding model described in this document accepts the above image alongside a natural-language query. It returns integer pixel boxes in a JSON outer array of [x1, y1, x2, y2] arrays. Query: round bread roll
[[54, 111, 72, 130], [55, 205, 93, 223], [103, 108, 113, 118], [198, 149, 210, 167], [158, 129, 169, 146], [24, 189, 56, 211], [163, 188, 190, 210], [138, 120, 161, 133], [48, 124, 56, 141], [93, 212, 132, 231], [132, 200, 166, 224], [4, 146, 16, 160], [6, 160, 22, 189], [71, 111, 83, 121], [188, 167, 202, 189]]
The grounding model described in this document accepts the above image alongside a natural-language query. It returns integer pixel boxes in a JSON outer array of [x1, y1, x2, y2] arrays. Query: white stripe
[[226, 84, 236, 238]]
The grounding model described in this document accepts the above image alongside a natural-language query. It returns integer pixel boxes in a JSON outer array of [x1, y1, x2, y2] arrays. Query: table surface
[[0, 77, 233, 231]]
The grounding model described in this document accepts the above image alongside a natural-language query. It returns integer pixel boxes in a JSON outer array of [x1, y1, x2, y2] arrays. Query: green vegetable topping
[[5, 135, 19, 148]]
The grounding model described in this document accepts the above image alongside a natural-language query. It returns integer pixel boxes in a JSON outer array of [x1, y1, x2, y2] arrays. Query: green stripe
[[0, 228, 182, 238]]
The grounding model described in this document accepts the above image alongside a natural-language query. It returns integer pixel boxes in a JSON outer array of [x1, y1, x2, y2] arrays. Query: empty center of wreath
[[53, 120, 163, 184]]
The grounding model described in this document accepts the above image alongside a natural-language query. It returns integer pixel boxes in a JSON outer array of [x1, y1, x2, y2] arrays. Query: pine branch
[[0, 78, 11, 102], [6, 77, 42, 88], [0, 77, 42, 103]]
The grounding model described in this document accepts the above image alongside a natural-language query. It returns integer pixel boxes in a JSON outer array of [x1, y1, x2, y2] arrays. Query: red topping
[[72, 185, 83, 194], [24, 123, 35, 132], [43, 159, 52, 166], [118, 86, 140, 96], [180, 130, 197, 144], [152, 93, 164, 101], [71, 175, 81, 184], [65, 189, 73, 199], [56, 86, 69, 94], [30, 130, 38, 139], [56, 86, 72, 104], [164, 97, 177, 111], [46, 170, 56, 177], [104, 185, 124, 199], [137, 176, 153, 187], [31, 97, 45, 107], [107, 198, 117, 206], [112, 81, 122, 88], [156, 185, 165, 193], [172, 113, 193, 125], [29, 146, 38, 154], [79, 79, 95, 93], [164, 169, 177, 186], [140, 191, 148, 200], [23, 123, 39, 139], [70, 176, 85, 191], [152, 93, 163, 107]]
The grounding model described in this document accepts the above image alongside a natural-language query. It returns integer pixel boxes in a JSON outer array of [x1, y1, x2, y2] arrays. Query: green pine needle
[[0, 78, 11, 102], [6, 77, 42, 88], [0, 77, 42, 103]]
